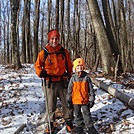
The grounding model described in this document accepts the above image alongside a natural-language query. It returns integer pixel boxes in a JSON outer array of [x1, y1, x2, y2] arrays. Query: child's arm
[[88, 77, 95, 107], [66, 77, 73, 103]]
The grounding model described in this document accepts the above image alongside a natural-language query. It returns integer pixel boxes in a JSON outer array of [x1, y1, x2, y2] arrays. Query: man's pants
[[73, 104, 93, 128], [43, 81, 73, 123]]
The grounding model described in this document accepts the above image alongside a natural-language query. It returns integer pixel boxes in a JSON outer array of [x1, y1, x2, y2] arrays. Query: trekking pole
[[42, 78, 52, 134]]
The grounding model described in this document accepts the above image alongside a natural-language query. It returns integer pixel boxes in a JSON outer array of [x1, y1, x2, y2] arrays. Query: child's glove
[[40, 70, 48, 78], [89, 101, 94, 108], [67, 101, 73, 109]]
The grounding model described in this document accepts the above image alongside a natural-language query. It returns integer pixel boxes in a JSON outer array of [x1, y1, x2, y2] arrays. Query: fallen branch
[[91, 78, 134, 110], [14, 123, 26, 134]]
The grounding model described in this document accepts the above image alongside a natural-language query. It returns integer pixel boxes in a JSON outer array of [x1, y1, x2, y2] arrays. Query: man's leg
[[58, 82, 74, 132], [43, 82, 58, 133]]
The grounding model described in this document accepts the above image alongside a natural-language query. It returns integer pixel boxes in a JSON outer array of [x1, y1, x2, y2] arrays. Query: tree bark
[[33, 0, 40, 62], [102, 0, 123, 74], [87, 0, 116, 75], [66, 0, 70, 48], [48, 0, 51, 32], [55, 0, 59, 30], [25, 0, 31, 63], [10, 0, 21, 69], [60, 0, 64, 45]]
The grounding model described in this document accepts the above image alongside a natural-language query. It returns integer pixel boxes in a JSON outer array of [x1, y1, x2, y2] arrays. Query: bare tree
[[25, 0, 31, 63], [48, 0, 51, 32], [6, 0, 10, 64], [33, 0, 40, 62], [87, 0, 116, 75], [55, 0, 59, 30], [22, 0, 26, 63], [0, 1, 1, 48], [60, 0, 64, 45], [102, 0, 123, 73], [66, 0, 70, 48], [10, 0, 21, 68]]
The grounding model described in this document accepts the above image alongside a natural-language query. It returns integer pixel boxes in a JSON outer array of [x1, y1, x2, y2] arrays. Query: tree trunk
[[48, 0, 51, 32], [87, 0, 116, 75], [55, 0, 59, 30], [91, 78, 134, 110], [0, 1, 1, 53], [75, 0, 80, 56], [7, 2, 10, 64], [33, 0, 40, 62], [102, 0, 123, 74], [65, 0, 70, 49], [22, 1, 26, 63], [10, 0, 21, 69], [60, 0, 64, 45], [25, 0, 31, 63], [118, 0, 129, 72]]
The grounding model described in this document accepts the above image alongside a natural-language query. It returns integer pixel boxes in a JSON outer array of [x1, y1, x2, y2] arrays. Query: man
[[35, 29, 74, 134]]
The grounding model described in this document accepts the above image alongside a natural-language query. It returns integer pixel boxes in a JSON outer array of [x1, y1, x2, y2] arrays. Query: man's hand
[[40, 70, 48, 78]]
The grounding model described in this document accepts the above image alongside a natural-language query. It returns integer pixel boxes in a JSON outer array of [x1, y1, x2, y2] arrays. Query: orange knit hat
[[73, 58, 85, 70], [48, 29, 60, 41]]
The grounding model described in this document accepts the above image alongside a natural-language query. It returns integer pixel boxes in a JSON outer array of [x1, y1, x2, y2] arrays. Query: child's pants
[[73, 104, 93, 128]]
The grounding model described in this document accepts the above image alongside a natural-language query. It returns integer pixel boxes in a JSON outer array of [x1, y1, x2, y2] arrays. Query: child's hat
[[73, 58, 85, 70]]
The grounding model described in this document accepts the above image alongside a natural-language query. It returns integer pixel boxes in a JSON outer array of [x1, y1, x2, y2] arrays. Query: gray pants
[[73, 104, 93, 128], [43, 81, 73, 123]]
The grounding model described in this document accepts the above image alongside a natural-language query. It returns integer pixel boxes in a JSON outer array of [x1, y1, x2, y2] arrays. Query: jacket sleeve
[[88, 77, 95, 102], [65, 49, 73, 79], [34, 50, 45, 77], [66, 77, 73, 103]]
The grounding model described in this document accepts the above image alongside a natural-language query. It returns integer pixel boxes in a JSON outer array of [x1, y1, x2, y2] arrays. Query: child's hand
[[89, 101, 94, 108], [67, 101, 73, 109]]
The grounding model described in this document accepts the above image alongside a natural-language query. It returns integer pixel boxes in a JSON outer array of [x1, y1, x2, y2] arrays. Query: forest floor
[[0, 64, 134, 134]]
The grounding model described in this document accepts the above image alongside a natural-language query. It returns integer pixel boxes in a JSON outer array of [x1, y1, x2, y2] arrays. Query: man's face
[[49, 36, 59, 48]]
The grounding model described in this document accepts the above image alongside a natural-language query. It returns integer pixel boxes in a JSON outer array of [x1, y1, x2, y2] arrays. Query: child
[[67, 58, 98, 134]]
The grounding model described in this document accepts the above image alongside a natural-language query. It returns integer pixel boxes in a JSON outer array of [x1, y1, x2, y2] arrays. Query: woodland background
[[0, 0, 134, 76]]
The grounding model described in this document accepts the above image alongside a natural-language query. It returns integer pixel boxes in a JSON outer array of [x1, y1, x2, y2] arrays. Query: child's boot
[[86, 126, 99, 134]]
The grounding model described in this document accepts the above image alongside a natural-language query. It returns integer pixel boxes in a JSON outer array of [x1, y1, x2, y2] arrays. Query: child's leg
[[82, 105, 93, 128], [73, 104, 84, 127]]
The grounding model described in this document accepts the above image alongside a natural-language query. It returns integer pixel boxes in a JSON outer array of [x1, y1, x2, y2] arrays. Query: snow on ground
[[0, 64, 134, 134]]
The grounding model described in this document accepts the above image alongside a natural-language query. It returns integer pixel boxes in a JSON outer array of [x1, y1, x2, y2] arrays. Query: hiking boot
[[45, 122, 54, 134], [86, 126, 99, 134], [66, 121, 74, 132], [71, 127, 84, 134]]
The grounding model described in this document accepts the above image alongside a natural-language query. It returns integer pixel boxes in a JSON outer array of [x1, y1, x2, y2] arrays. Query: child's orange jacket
[[35, 44, 72, 82], [67, 71, 95, 104]]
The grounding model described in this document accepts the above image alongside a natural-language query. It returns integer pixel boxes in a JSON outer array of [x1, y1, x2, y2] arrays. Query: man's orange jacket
[[35, 44, 72, 82]]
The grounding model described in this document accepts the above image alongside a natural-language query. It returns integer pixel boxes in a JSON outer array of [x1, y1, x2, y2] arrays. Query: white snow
[[0, 64, 134, 134]]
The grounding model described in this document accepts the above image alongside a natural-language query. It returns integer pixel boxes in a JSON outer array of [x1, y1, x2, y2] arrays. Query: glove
[[67, 101, 73, 109], [89, 101, 94, 108], [40, 70, 48, 78]]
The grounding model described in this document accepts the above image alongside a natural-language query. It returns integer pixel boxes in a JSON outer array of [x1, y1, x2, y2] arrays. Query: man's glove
[[89, 101, 94, 108], [67, 101, 73, 109], [40, 70, 48, 78]]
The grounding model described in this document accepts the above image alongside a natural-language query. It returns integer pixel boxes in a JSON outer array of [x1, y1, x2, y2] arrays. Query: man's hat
[[48, 29, 60, 41]]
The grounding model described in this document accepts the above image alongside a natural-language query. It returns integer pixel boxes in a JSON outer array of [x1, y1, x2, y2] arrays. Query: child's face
[[75, 65, 84, 72]]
